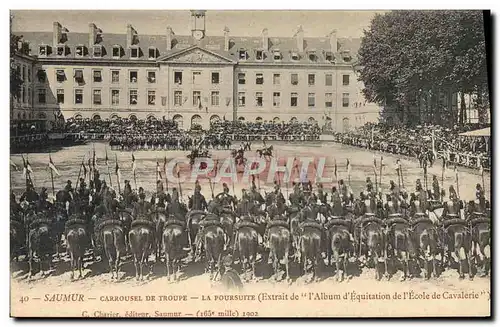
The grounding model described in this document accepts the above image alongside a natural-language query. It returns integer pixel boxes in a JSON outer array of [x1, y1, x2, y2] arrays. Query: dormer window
[[273, 50, 281, 61], [75, 45, 85, 57], [112, 45, 121, 58], [56, 45, 66, 56], [308, 51, 317, 62], [256, 50, 263, 61], [93, 45, 102, 58], [130, 47, 139, 59], [291, 52, 299, 61], [38, 45, 48, 56], [342, 51, 352, 62], [148, 47, 157, 59], [325, 51, 334, 62], [74, 69, 84, 84], [238, 49, 247, 60], [56, 69, 66, 83]]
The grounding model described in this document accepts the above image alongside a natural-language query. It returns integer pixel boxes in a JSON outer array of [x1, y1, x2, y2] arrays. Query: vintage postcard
[[10, 9, 491, 318]]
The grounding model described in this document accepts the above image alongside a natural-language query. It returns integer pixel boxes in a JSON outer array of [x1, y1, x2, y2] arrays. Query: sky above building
[[11, 10, 386, 38]]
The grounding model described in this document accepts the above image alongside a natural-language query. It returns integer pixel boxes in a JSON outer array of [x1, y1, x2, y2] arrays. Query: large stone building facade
[[13, 11, 381, 131]]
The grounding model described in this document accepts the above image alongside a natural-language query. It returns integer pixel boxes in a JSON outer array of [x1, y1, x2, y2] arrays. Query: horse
[[96, 218, 126, 280], [10, 219, 25, 262], [266, 219, 291, 282], [64, 217, 89, 280], [198, 219, 225, 281], [466, 201, 491, 277], [325, 219, 353, 282], [231, 149, 246, 166], [298, 221, 324, 282], [162, 216, 187, 282], [53, 205, 68, 260], [410, 215, 441, 280], [186, 210, 207, 260], [233, 217, 261, 281], [27, 217, 55, 280], [129, 218, 156, 281], [117, 209, 133, 252], [443, 218, 473, 280], [384, 196, 411, 281], [154, 207, 168, 262], [256, 145, 273, 160]]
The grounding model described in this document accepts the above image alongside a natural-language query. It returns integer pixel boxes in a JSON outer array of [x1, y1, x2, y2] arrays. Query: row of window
[[39, 44, 158, 59], [236, 49, 349, 63], [235, 92, 350, 108], [37, 68, 350, 87], [37, 88, 351, 108], [237, 72, 350, 86]]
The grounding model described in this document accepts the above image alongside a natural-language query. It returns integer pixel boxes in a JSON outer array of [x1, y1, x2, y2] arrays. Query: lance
[[177, 170, 183, 199], [164, 156, 169, 193], [49, 154, 55, 198], [455, 166, 460, 199], [400, 161, 405, 190], [75, 156, 84, 190], [132, 153, 137, 190], [441, 157, 445, 196], [105, 147, 113, 188], [115, 154, 121, 194], [379, 156, 383, 192], [481, 166, 485, 197]]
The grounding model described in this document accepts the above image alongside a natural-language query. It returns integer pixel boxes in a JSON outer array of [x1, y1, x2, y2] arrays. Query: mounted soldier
[[218, 183, 237, 210], [122, 180, 133, 205], [330, 187, 344, 217], [289, 182, 304, 209], [389, 180, 400, 199], [365, 177, 374, 196], [316, 182, 327, 204], [249, 177, 265, 206], [133, 187, 152, 219], [339, 179, 349, 204], [36, 187, 53, 213], [20, 179, 39, 204], [189, 180, 207, 211], [93, 169, 102, 192], [167, 188, 186, 221], [432, 175, 440, 201], [235, 189, 257, 219], [151, 180, 169, 208]]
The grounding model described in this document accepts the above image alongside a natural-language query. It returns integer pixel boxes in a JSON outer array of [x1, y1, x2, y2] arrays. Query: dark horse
[[129, 219, 156, 281], [28, 217, 55, 280], [198, 219, 226, 281], [95, 218, 126, 280], [325, 219, 353, 282], [466, 201, 490, 277], [163, 216, 187, 282], [256, 145, 273, 160], [443, 218, 473, 280], [186, 210, 207, 260], [233, 218, 262, 281], [298, 221, 324, 282], [267, 219, 291, 282]]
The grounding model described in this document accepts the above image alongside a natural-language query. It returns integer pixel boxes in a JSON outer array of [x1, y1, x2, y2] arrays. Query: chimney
[[126, 24, 135, 48], [166, 26, 173, 51], [295, 25, 304, 52], [224, 26, 230, 51], [329, 29, 338, 53], [89, 23, 96, 50], [53, 22, 61, 47], [262, 28, 269, 51]]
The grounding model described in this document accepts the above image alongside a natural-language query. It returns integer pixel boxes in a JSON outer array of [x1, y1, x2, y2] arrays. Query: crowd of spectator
[[331, 123, 491, 169]]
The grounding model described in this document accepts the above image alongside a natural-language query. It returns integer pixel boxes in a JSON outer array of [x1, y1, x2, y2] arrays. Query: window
[[256, 92, 263, 107], [343, 75, 350, 86], [273, 50, 281, 61], [148, 47, 157, 59], [56, 89, 64, 104], [56, 45, 64, 56], [291, 73, 298, 86], [273, 74, 280, 85], [325, 93, 333, 108], [39, 45, 48, 56], [174, 72, 183, 85], [111, 70, 120, 83], [256, 50, 263, 61], [239, 49, 247, 60], [193, 91, 201, 107], [28, 88, 31, 104], [291, 93, 298, 107], [27, 68, 31, 82], [93, 70, 102, 83], [308, 93, 315, 107], [326, 52, 334, 62], [111, 90, 119, 105], [129, 90, 138, 105], [148, 90, 156, 105], [308, 74, 315, 86], [75, 89, 83, 104], [174, 91, 182, 106], [211, 91, 220, 106], [256, 73, 264, 85], [238, 73, 246, 85], [308, 52, 317, 62], [325, 74, 333, 86], [93, 89, 102, 105], [37, 70, 46, 82], [273, 92, 281, 107], [342, 93, 349, 107], [129, 71, 138, 83], [21, 66, 25, 80], [238, 92, 246, 107], [148, 71, 156, 83], [74, 69, 84, 83], [211, 72, 220, 84], [56, 69, 66, 83], [291, 52, 299, 61], [131, 47, 139, 58], [112, 45, 120, 58], [93, 45, 102, 57], [192, 71, 201, 84], [37, 89, 46, 104], [75, 45, 85, 57]]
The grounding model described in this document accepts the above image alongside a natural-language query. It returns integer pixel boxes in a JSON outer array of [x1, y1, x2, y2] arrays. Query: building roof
[[16, 30, 361, 65], [458, 127, 490, 138]]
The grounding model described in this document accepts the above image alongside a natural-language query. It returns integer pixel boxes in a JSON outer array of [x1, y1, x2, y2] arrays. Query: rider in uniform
[[64, 180, 74, 194], [432, 175, 440, 201], [189, 181, 207, 211], [330, 187, 344, 217], [316, 183, 327, 204], [36, 187, 52, 213], [20, 180, 39, 204], [133, 187, 152, 219], [365, 177, 374, 196], [441, 185, 462, 220]]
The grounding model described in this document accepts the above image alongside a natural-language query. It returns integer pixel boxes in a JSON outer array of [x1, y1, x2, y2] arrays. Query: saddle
[[29, 218, 53, 230], [164, 218, 186, 229], [65, 218, 87, 229], [234, 219, 260, 232], [266, 219, 289, 230], [384, 217, 409, 230], [410, 216, 434, 227], [360, 216, 384, 226], [468, 217, 490, 228], [130, 219, 156, 230], [299, 221, 324, 232], [324, 218, 351, 230], [198, 218, 222, 228], [442, 218, 467, 228], [186, 210, 206, 221]]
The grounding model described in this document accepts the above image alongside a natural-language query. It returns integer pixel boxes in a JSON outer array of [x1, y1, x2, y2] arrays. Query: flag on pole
[[156, 161, 163, 180], [380, 156, 384, 170], [173, 162, 180, 177], [48, 155, 60, 176], [454, 165, 458, 176], [22, 155, 33, 178], [10, 160, 19, 171], [82, 160, 88, 180], [115, 157, 121, 181], [333, 158, 338, 179], [131, 153, 137, 173], [479, 164, 484, 177], [372, 155, 377, 171], [346, 159, 352, 177], [105, 148, 109, 167], [442, 157, 446, 171]]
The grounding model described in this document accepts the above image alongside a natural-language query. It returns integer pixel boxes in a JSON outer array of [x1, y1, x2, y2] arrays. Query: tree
[[358, 10, 489, 126]]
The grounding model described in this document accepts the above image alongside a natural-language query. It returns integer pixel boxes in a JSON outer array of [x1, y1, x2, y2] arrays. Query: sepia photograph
[[9, 9, 491, 318]]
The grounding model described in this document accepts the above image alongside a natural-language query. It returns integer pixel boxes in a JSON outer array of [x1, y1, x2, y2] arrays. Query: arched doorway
[[238, 116, 245, 121], [256, 117, 263, 123], [210, 114, 221, 124], [290, 117, 298, 123], [273, 117, 280, 124], [308, 117, 316, 124], [92, 114, 101, 121], [147, 114, 157, 121], [110, 114, 120, 120], [173, 114, 183, 130], [342, 117, 350, 132], [129, 114, 137, 121], [74, 114, 83, 120], [191, 114, 202, 129]]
